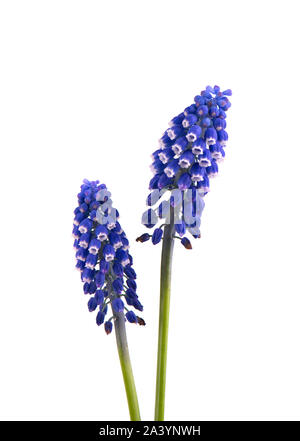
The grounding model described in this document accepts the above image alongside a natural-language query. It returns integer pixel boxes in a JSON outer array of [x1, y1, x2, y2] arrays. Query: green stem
[[114, 311, 141, 421], [155, 209, 175, 421]]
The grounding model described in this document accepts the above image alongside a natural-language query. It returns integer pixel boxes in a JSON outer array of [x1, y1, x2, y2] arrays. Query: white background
[[0, 0, 300, 421]]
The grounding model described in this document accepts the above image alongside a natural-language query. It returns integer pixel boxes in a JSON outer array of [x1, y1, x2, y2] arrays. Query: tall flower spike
[[73, 179, 144, 332], [73, 179, 143, 421], [139, 86, 232, 421], [141, 85, 232, 246]]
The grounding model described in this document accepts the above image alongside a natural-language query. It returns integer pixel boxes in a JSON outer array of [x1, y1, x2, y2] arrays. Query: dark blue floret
[[74, 212, 87, 226], [164, 159, 180, 178], [178, 151, 194, 168], [88, 297, 98, 312], [79, 233, 91, 249], [78, 218, 93, 234], [113, 262, 124, 277], [205, 127, 218, 145], [178, 173, 192, 190], [169, 112, 185, 126], [95, 289, 104, 305], [109, 232, 122, 249], [88, 281, 97, 294], [124, 266, 136, 279], [86, 253, 97, 269], [182, 114, 197, 128], [181, 237, 192, 250], [132, 299, 143, 312], [88, 238, 101, 254], [190, 163, 205, 182], [116, 249, 130, 266], [149, 174, 160, 190], [95, 224, 108, 241], [95, 271, 105, 288], [127, 279, 137, 291], [76, 247, 88, 261], [83, 282, 90, 295], [126, 311, 138, 324], [158, 148, 174, 164], [121, 236, 129, 250], [72, 226, 80, 239], [100, 259, 110, 274], [112, 297, 124, 313], [112, 278, 123, 294], [197, 105, 208, 116], [157, 173, 173, 190], [152, 228, 163, 245], [96, 311, 105, 326], [172, 136, 188, 155], [186, 125, 202, 142], [76, 260, 85, 271], [82, 268, 94, 283], [175, 222, 186, 237], [103, 244, 115, 262], [104, 321, 113, 334], [126, 288, 137, 299]]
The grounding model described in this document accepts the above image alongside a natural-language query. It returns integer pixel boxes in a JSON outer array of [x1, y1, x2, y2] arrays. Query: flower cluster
[[73, 180, 145, 333], [140, 85, 231, 248]]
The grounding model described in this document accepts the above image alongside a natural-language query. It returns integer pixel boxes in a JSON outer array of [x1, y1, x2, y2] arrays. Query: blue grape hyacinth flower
[[139, 85, 232, 248], [73, 179, 145, 333]]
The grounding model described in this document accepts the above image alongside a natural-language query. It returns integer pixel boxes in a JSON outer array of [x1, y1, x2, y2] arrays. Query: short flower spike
[[73, 179, 144, 333], [141, 85, 232, 245]]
